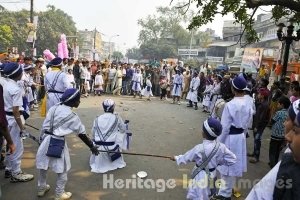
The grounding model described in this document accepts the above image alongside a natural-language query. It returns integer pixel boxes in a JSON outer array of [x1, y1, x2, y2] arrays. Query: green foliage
[[0, 5, 76, 56], [138, 5, 213, 59], [176, 0, 300, 44], [185, 0, 259, 43], [112, 51, 124, 61], [126, 47, 142, 60], [35, 5, 77, 55], [0, 24, 13, 50]]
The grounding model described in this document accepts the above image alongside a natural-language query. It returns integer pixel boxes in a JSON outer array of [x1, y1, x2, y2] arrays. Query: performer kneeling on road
[[90, 99, 129, 173], [171, 117, 236, 200], [36, 88, 99, 200], [246, 99, 300, 200]]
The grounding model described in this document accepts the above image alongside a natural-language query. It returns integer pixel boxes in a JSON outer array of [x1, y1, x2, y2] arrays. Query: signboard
[[241, 48, 263, 73], [178, 49, 198, 56], [206, 56, 223, 63]]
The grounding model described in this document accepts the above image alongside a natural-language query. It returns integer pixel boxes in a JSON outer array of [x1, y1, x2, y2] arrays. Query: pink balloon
[[43, 49, 55, 61], [57, 43, 64, 59]]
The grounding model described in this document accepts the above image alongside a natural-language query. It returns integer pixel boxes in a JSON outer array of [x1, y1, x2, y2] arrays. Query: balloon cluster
[[57, 34, 69, 59]]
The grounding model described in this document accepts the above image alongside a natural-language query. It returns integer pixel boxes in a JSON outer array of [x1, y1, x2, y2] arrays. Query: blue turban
[[49, 57, 63, 67], [203, 117, 222, 138], [232, 74, 247, 90], [3, 62, 23, 78], [23, 64, 34, 71], [60, 88, 80, 106]]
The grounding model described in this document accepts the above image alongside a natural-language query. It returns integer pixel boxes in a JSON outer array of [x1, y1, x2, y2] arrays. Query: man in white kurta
[[90, 99, 128, 173], [187, 72, 200, 110], [44, 57, 70, 112], [212, 75, 252, 200], [172, 70, 184, 104], [3, 62, 34, 182], [173, 117, 236, 200], [36, 88, 98, 200], [209, 76, 222, 113], [131, 69, 143, 97]]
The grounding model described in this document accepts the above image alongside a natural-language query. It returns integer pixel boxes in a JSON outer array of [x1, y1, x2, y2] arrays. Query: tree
[[0, 5, 76, 56], [112, 51, 123, 61], [0, 25, 13, 51], [172, 0, 300, 44], [126, 47, 142, 60], [138, 5, 193, 59], [36, 5, 77, 55]]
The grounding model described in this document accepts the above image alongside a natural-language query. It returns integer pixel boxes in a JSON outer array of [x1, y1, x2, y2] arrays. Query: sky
[[1, 0, 237, 52]]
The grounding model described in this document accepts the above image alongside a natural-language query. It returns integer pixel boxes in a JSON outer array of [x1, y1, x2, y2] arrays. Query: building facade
[[77, 29, 103, 60]]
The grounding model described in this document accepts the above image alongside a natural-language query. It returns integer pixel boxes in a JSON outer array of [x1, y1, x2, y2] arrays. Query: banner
[[206, 56, 223, 63], [241, 48, 263, 73], [178, 49, 198, 56]]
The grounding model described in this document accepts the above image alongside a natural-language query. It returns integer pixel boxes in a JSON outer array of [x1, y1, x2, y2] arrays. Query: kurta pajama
[[172, 74, 184, 97], [217, 96, 253, 198], [36, 104, 86, 195], [187, 77, 200, 103], [175, 140, 236, 200], [90, 113, 128, 173], [44, 70, 69, 111]]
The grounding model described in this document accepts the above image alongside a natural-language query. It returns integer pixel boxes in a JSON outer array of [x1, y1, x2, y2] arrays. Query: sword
[[97, 149, 172, 159], [25, 123, 40, 131]]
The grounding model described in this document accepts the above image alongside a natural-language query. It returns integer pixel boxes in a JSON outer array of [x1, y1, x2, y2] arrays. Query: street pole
[[277, 22, 300, 78], [282, 40, 292, 78], [30, 0, 33, 23], [281, 24, 294, 78]]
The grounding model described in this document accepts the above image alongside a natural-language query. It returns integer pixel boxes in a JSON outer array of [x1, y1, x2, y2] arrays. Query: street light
[[277, 22, 300, 77], [109, 34, 119, 60]]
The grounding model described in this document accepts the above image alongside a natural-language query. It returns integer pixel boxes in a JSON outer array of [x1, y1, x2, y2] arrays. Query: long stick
[[98, 150, 172, 159], [25, 123, 40, 131]]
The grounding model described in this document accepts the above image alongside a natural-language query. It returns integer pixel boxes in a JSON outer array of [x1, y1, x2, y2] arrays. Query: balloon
[[43, 49, 55, 61], [57, 43, 64, 59]]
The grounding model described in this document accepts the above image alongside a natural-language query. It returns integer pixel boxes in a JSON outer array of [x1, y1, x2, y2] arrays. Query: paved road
[[0, 96, 271, 200]]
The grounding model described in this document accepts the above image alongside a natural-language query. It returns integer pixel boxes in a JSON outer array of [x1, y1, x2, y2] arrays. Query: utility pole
[[30, 0, 33, 23], [93, 28, 96, 61]]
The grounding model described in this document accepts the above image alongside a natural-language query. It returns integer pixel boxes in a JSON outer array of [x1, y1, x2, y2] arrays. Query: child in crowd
[[171, 117, 236, 200], [142, 75, 153, 101], [159, 78, 168, 100], [94, 70, 103, 96], [202, 79, 213, 113], [269, 96, 290, 168], [66, 69, 75, 88], [249, 88, 270, 163]]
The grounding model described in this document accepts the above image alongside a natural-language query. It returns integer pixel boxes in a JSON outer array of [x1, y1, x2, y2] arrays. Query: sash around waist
[[47, 89, 64, 94], [229, 126, 244, 135], [94, 141, 115, 146], [195, 165, 216, 172]]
